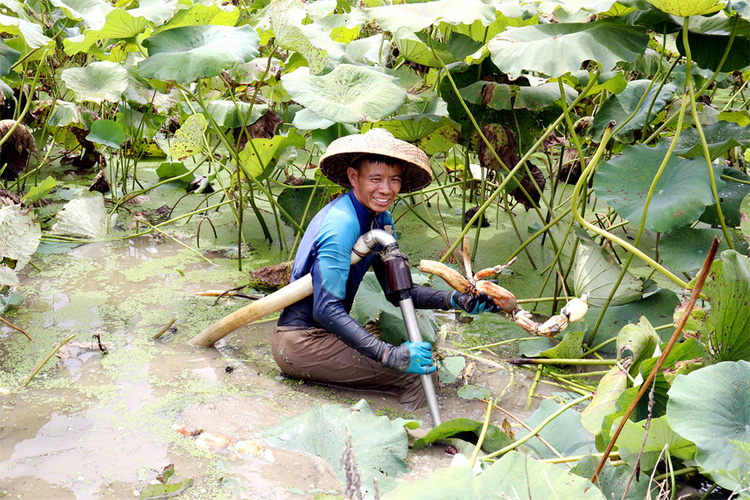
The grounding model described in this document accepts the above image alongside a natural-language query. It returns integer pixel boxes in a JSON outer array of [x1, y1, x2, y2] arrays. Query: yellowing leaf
[[647, 0, 726, 16], [170, 114, 206, 161]]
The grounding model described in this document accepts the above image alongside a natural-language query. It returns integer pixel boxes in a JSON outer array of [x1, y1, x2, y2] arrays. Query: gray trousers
[[272, 325, 428, 411]]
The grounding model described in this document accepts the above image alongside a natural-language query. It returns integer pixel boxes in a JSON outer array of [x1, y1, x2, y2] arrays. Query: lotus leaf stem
[[20, 333, 76, 389], [482, 393, 592, 461], [469, 396, 496, 469], [0, 317, 32, 341]]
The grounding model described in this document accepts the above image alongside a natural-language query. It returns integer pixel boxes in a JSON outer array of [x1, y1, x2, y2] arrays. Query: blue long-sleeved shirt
[[277, 191, 449, 370]]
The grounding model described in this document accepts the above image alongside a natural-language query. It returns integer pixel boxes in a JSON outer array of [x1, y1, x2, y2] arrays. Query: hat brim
[[319, 130, 432, 193]]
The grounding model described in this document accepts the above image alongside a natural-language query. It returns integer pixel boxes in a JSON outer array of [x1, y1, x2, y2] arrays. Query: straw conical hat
[[319, 128, 431, 193]]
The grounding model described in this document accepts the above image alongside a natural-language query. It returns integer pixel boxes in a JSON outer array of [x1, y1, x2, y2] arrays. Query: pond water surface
[[1, 235, 566, 499]]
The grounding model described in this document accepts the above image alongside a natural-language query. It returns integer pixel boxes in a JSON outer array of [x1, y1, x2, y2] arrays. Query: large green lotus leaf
[[452, 4, 539, 44], [125, 0, 177, 25], [519, 399, 595, 459], [703, 251, 750, 362], [86, 119, 126, 149], [63, 9, 149, 55], [616, 415, 697, 471], [385, 452, 605, 499], [0, 205, 41, 271], [152, 3, 239, 34], [238, 130, 306, 181], [571, 455, 654, 500], [269, 0, 328, 75], [0, 12, 52, 49], [281, 65, 406, 124], [364, 115, 459, 155], [648, 0, 726, 16], [700, 166, 750, 228], [50, 191, 108, 239], [488, 18, 649, 78], [594, 143, 724, 233], [0, 39, 19, 79], [61, 61, 128, 105], [590, 80, 677, 142], [582, 289, 680, 351], [394, 28, 482, 67], [616, 316, 660, 374], [672, 121, 750, 161], [259, 399, 410, 496], [538, 0, 634, 22], [351, 272, 437, 345], [660, 226, 731, 272], [366, 0, 495, 32], [51, 0, 114, 29], [460, 81, 577, 111], [573, 238, 643, 308], [677, 31, 750, 72], [580, 365, 628, 443], [139, 25, 259, 84], [667, 360, 750, 491], [204, 101, 267, 129]]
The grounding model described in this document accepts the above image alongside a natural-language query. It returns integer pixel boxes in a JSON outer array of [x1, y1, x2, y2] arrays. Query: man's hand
[[401, 341, 436, 374], [450, 291, 500, 314]]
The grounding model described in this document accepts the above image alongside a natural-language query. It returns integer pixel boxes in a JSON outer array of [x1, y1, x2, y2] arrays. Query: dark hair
[[351, 153, 406, 171]]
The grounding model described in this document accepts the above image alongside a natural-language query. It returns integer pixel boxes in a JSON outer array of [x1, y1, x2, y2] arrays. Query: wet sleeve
[[310, 215, 410, 370]]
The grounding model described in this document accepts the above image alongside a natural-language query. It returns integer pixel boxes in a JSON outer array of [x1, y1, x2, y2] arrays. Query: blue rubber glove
[[450, 291, 499, 315], [403, 341, 436, 374]]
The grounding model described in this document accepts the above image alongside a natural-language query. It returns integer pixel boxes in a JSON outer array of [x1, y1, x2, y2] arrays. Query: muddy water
[[1, 237, 565, 499]]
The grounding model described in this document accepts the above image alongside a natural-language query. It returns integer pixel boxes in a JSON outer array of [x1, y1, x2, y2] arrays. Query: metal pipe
[[399, 297, 442, 426]]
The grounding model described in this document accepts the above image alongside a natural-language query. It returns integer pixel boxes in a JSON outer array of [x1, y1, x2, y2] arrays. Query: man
[[272, 129, 497, 410]]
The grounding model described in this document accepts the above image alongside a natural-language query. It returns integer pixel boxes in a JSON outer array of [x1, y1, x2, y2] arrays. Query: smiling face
[[347, 159, 403, 214]]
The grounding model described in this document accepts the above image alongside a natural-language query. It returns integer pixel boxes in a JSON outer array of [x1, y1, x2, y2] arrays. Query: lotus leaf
[[87, 119, 126, 149], [61, 61, 128, 104], [519, 399, 595, 459], [672, 121, 750, 162], [412, 417, 512, 453], [139, 25, 259, 84], [701, 251, 750, 362], [741, 193, 750, 246], [460, 81, 577, 111], [238, 131, 306, 181], [594, 143, 724, 233], [616, 415, 697, 471], [126, 0, 177, 25], [573, 237, 642, 307], [269, 0, 329, 75], [366, 0, 495, 33], [571, 455, 655, 500], [63, 9, 149, 55], [583, 289, 680, 350], [616, 316, 660, 373], [350, 272, 437, 345], [0, 290, 23, 313], [50, 191, 109, 239], [281, 65, 406, 124], [590, 80, 676, 142], [580, 365, 628, 441], [0, 205, 41, 271], [364, 115, 459, 155], [667, 360, 750, 492], [488, 18, 649, 78], [393, 29, 482, 68], [169, 114, 206, 161], [51, 0, 114, 30], [660, 227, 731, 273], [386, 451, 606, 499], [151, 3, 239, 34], [0, 12, 52, 49], [456, 384, 491, 401], [0, 39, 20, 78], [700, 166, 750, 227], [536, 329, 585, 359], [259, 399, 411, 496], [648, 0, 726, 17]]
